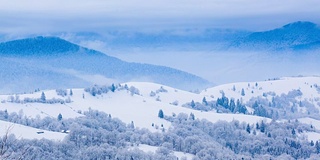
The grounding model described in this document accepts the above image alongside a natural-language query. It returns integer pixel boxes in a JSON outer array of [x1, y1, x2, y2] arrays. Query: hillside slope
[[0, 82, 270, 133], [1, 76, 320, 132], [231, 21, 320, 51], [0, 120, 66, 141], [0, 36, 210, 93]]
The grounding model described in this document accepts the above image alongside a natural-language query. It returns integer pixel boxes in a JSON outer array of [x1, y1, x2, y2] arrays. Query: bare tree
[[0, 125, 31, 160], [0, 125, 14, 159]]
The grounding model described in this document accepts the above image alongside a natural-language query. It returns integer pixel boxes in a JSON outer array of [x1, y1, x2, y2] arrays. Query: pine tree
[[110, 84, 116, 92], [246, 124, 251, 133], [158, 109, 164, 119], [241, 88, 245, 96], [267, 132, 271, 137], [57, 113, 62, 121], [316, 141, 320, 153], [189, 113, 195, 121], [260, 121, 265, 133], [40, 92, 46, 102], [202, 97, 208, 106], [190, 100, 195, 108], [232, 85, 236, 91], [4, 109, 8, 119], [130, 121, 135, 129], [230, 99, 236, 112], [311, 140, 314, 146]]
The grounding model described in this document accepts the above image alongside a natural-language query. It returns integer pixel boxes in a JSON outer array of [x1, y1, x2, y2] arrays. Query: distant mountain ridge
[[0, 36, 210, 93], [0, 36, 81, 55], [2, 21, 319, 53], [231, 21, 320, 51], [57, 21, 320, 52]]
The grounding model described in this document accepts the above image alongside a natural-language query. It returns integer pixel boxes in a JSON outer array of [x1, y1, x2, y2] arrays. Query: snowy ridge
[[231, 21, 320, 51]]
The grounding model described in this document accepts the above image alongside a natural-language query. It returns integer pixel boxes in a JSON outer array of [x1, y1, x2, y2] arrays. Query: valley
[[1, 20, 320, 159]]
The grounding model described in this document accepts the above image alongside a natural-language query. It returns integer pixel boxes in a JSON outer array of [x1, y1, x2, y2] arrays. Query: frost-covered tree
[[3, 110, 8, 120], [56, 89, 67, 97], [189, 113, 195, 121], [170, 100, 179, 106], [149, 91, 156, 97], [156, 86, 168, 93], [129, 86, 140, 96]]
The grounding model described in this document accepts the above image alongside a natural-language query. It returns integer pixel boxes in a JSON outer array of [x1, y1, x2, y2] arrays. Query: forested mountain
[[0, 36, 210, 93], [231, 21, 320, 51]]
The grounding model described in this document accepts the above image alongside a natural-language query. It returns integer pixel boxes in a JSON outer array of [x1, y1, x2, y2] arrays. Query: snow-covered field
[[305, 132, 320, 142], [1, 76, 320, 140], [299, 117, 320, 130], [0, 120, 66, 141], [135, 144, 194, 160]]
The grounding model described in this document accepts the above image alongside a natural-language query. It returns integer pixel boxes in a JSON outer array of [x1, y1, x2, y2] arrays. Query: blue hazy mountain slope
[[231, 21, 320, 51], [0, 57, 90, 93], [0, 37, 210, 93], [0, 36, 80, 55]]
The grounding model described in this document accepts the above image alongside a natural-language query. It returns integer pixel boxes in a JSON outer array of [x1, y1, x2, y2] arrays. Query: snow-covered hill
[[202, 76, 320, 105], [0, 82, 270, 133], [1, 76, 320, 141]]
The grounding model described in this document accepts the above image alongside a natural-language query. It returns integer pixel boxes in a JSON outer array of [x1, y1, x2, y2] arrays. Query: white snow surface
[[299, 117, 320, 130], [0, 120, 66, 141], [305, 132, 320, 142], [136, 144, 194, 160]]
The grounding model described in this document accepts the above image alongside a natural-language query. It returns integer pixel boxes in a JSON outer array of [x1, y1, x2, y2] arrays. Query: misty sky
[[0, 0, 319, 35], [0, 0, 319, 85]]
